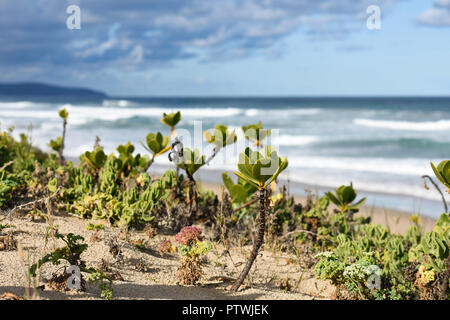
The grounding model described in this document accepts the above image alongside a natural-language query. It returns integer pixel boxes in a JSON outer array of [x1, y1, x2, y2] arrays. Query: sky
[[0, 0, 449, 96]]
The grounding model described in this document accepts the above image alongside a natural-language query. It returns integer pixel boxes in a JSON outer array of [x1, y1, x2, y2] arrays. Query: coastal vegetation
[[0, 109, 448, 300]]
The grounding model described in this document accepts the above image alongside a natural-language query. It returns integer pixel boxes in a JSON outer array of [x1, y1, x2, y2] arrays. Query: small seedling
[[325, 183, 366, 233]]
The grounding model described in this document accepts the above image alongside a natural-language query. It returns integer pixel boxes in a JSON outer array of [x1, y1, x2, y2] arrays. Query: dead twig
[[0, 160, 14, 171], [8, 187, 62, 217]]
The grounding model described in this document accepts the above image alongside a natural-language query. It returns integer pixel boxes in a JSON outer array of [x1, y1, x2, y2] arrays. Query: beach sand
[[199, 181, 437, 234], [0, 179, 437, 300]]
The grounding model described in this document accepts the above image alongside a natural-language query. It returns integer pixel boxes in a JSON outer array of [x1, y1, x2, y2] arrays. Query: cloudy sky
[[0, 0, 449, 96]]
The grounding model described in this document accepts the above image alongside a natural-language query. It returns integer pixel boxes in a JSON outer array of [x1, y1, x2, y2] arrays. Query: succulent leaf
[[234, 146, 287, 190], [161, 111, 181, 128]]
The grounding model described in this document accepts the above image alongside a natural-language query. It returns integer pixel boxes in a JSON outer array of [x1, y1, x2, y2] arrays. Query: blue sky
[[0, 0, 449, 96]]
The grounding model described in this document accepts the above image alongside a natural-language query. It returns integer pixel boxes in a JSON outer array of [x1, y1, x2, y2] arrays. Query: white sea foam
[[283, 173, 443, 202], [0, 105, 244, 126], [290, 108, 321, 115], [272, 135, 318, 146], [354, 118, 450, 131], [0, 109, 58, 120], [284, 156, 438, 176], [245, 109, 259, 117], [102, 99, 134, 108], [0, 101, 45, 109]]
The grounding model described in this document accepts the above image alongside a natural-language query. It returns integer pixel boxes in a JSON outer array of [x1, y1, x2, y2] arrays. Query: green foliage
[[410, 231, 449, 273], [83, 147, 107, 170], [143, 132, 170, 157], [86, 223, 105, 231], [161, 111, 181, 129], [433, 213, 450, 238], [222, 172, 257, 204], [58, 108, 69, 120], [0, 219, 15, 233], [29, 229, 113, 299], [0, 175, 18, 207], [29, 231, 87, 277], [0, 128, 46, 173], [49, 136, 63, 153], [242, 121, 270, 147], [3, 108, 449, 300], [176, 148, 205, 176], [116, 142, 149, 176], [325, 183, 367, 234], [326, 183, 366, 214], [431, 160, 450, 190], [203, 125, 237, 149], [67, 169, 177, 227], [234, 146, 288, 190], [178, 240, 212, 258], [315, 215, 449, 299]]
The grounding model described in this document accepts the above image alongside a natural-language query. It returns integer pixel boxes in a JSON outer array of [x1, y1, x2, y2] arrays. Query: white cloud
[[418, 1, 450, 26]]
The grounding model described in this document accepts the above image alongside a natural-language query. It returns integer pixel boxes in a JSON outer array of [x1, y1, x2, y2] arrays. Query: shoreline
[[197, 180, 437, 234], [149, 164, 445, 219]]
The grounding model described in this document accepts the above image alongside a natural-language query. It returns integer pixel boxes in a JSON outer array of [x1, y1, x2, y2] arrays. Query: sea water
[[1, 96, 448, 218]]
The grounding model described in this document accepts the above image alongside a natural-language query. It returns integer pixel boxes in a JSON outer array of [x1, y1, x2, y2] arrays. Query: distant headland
[[0, 82, 107, 101]]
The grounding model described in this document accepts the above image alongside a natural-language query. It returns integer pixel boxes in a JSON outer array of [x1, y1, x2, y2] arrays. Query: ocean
[[1, 96, 449, 218]]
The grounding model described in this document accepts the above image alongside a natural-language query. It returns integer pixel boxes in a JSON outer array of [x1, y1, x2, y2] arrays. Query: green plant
[[230, 146, 288, 292], [326, 183, 366, 215], [49, 108, 68, 164], [83, 147, 107, 171], [431, 160, 450, 192], [142, 132, 171, 171], [204, 125, 237, 164], [0, 219, 15, 233], [86, 223, 105, 231], [174, 148, 205, 215], [161, 111, 181, 138], [29, 229, 113, 299], [174, 226, 211, 285], [176, 148, 205, 179], [116, 142, 149, 177], [222, 172, 257, 204], [242, 121, 271, 147], [325, 183, 366, 234]]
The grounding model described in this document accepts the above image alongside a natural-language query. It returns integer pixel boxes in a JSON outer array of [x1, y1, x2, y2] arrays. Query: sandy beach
[[0, 178, 437, 300]]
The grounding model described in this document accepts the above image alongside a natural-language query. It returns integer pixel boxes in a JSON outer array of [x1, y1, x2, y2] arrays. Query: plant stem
[[58, 119, 67, 165], [145, 155, 155, 172], [230, 188, 266, 292], [233, 197, 258, 213], [422, 175, 448, 213], [205, 147, 219, 165]]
